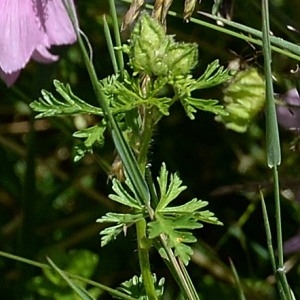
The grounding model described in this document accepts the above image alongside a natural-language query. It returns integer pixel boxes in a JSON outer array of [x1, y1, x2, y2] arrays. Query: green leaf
[[156, 163, 187, 210], [114, 274, 165, 300], [109, 80, 172, 116], [97, 178, 146, 246], [30, 80, 103, 118], [73, 120, 107, 162], [194, 60, 232, 89], [181, 97, 228, 120], [109, 178, 143, 209], [170, 60, 231, 119], [149, 214, 201, 265], [162, 198, 208, 214], [97, 212, 144, 246], [149, 164, 222, 264]]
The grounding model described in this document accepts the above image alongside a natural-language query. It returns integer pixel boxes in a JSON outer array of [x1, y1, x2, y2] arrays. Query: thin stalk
[[62, 1, 150, 206], [103, 15, 119, 74], [67, 2, 157, 298], [198, 12, 300, 59], [158, 235, 200, 300], [261, 1, 292, 299], [260, 191, 277, 275], [260, 191, 285, 298], [109, 0, 125, 77], [75, 17, 151, 210], [136, 219, 158, 300], [228, 259, 246, 300], [137, 107, 156, 174], [273, 167, 292, 300]]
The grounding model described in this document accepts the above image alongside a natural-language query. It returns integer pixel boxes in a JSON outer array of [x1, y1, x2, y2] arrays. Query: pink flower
[[0, 0, 77, 86]]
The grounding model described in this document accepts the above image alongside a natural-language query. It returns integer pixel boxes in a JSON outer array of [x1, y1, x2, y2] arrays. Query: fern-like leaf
[[97, 212, 144, 246], [73, 120, 107, 162], [97, 179, 146, 246], [30, 80, 103, 118], [148, 163, 222, 265], [181, 97, 228, 120], [114, 274, 165, 300]]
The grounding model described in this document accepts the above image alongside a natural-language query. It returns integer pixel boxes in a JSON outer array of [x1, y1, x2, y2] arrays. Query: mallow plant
[[1, 0, 298, 299], [29, 5, 231, 298]]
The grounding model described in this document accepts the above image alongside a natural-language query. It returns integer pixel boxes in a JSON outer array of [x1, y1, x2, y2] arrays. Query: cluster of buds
[[123, 13, 198, 78]]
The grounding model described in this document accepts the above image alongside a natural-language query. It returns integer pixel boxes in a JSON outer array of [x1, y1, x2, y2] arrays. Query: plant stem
[[138, 107, 157, 175], [261, 0, 292, 298], [273, 167, 292, 300], [136, 219, 158, 300], [158, 235, 200, 300]]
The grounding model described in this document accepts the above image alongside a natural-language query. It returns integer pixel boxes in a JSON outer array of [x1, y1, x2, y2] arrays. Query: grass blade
[[47, 257, 96, 300]]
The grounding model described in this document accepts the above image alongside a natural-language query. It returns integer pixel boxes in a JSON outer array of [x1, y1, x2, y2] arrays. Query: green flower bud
[[129, 13, 169, 75], [127, 13, 199, 77], [216, 68, 265, 132], [166, 42, 198, 76]]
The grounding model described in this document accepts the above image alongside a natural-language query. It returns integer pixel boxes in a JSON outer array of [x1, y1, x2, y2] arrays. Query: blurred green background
[[1, 1, 300, 299]]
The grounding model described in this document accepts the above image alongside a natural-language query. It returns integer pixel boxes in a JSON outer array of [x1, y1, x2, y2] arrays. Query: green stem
[[109, 0, 124, 77], [138, 107, 157, 174], [136, 219, 158, 300], [103, 14, 119, 74], [261, 0, 292, 298], [158, 235, 200, 300], [273, 167, 292, 300]]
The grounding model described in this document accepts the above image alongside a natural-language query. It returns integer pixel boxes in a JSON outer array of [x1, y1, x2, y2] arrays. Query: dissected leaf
[[181, 97, 228, 120], [156, 163, 187, 210], [149, 164, 223, 265], [114, 274, 165, 300], [109, 178, 143, 209], [149, 214, 201, 265], [30, 80, 103, 118], [97, 212, 144, 246], [97, 178, 146, 246]]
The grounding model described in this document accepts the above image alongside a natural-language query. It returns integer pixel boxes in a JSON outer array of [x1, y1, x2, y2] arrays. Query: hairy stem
[[136, 219, 158, 300]]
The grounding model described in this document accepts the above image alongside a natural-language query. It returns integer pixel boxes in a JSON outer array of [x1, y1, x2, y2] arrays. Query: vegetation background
[[0, 0, 300, 299]]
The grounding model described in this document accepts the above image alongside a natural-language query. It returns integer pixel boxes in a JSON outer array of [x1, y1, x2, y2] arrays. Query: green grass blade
[[199, 12, 300, 59], [261, 0, 281, 167], [64, 1, 150, 208], [229, 258, 246, 300], [47, 257, 96, 300], [103, 15, 119, 74], [109, 0, 125, 77]]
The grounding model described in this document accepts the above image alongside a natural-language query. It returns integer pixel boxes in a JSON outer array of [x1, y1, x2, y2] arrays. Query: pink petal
[[42, 0, 77, 45], [32, 45, 59, 63], [0, 68, 20, 86], [0, 0, 44, 73]]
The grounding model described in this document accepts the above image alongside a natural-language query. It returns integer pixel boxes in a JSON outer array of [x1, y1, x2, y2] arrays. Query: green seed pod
[[216, 67, 265, 132], [166, 42, 198, 76], [127, 13, 199, 77], [129, 13, 169, 76]]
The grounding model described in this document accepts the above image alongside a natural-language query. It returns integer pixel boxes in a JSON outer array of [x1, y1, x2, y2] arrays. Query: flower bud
[[216, 68, 265, 132], [166, 42, 198, 76], [129, 13, 169, 75]]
